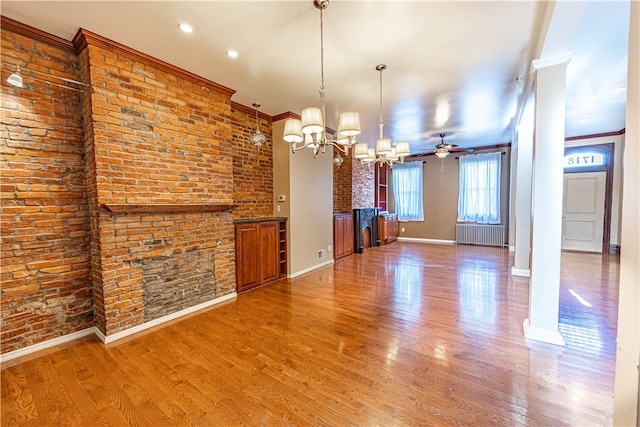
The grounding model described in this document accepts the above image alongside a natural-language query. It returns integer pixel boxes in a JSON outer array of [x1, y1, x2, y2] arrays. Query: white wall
[[289, 146, 334, 274], [273, 119, 334, 277]]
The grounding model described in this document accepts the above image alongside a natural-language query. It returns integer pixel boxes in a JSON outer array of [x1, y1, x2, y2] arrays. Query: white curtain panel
[[457, 152, 501, 224], [392, 161, 424, 222]]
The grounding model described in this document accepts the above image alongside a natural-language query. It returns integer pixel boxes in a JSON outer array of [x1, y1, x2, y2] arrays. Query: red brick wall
[[333, 150, 375, 211], [230, 103, 273, 220], [1, 22, 278, 352], [333, 152, 353, 213], [75, 30, 238, 336], [352, 155, 375, 209], [0, 27, 93, 353]]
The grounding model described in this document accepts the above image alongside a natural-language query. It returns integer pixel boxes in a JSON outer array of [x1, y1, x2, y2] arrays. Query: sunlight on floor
[[568, 288, 593, 307]]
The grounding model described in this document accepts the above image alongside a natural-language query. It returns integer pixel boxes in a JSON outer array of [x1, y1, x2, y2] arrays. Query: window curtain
[[392, 161, 424, 222], [457, 152, 501, 224]]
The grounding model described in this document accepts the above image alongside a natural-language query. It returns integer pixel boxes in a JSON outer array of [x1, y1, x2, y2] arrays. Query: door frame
[[563, 143, 614, 254]]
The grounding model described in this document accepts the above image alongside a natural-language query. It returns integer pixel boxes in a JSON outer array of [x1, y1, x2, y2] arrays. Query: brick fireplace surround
[[1, 19, 274, 354]]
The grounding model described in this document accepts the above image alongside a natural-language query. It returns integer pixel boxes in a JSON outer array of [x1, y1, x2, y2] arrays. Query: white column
[[523, 53, 572, 346], [511, 101, 534, 277], [613, 1, 640, 424]]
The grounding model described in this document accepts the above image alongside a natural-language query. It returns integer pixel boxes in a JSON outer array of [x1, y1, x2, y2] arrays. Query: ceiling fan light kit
[[434, 133, 452, 158]]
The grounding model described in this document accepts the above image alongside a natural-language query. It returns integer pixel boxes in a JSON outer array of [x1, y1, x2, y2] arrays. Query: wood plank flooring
[[1, 243, 619, 426]]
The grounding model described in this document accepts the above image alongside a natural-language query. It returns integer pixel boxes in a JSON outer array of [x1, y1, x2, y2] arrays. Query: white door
[[562, 171, 606, 252]]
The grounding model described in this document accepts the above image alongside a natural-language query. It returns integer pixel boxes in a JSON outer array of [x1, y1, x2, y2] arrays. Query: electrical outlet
[[401, 227, 405, 232], [327, 244, 332, 252], [276, 205, 281, 213]]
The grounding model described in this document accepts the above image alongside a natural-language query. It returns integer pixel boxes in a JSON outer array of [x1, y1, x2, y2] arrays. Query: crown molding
[[565, 129, 625, 141], [1, 16, 76, 53], [231, 101, 272, 122], [73, 28, 236, 98], [272, 111, 300, 122]]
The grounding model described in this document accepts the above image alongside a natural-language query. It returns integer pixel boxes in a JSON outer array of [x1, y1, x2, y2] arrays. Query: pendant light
[[250, 102, 267, 149]]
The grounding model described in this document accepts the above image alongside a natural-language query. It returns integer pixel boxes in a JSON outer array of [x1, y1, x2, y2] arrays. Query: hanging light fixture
[[6, 66, 23, 88], [434, 133, 451, 158], [283, 0, 361, 158], [250, 102, 267, 149], [3, 64, 88, 91], [354, 64, 410, 169]]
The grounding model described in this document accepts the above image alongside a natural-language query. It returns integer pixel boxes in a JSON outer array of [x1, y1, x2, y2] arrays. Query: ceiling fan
[[433, 133, 473, 158]]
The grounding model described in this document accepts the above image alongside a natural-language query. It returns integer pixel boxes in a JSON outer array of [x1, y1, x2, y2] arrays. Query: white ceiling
[[1, 1, 630, 155]]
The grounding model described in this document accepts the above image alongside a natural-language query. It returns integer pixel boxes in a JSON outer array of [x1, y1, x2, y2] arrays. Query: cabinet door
[[259, 222, 280, 284], [236, 224, 260, 291], [379, 216, 388, 244], [390, 215, 399, 241], [334, 216, 345, 258], [344, 214, 354, 254]]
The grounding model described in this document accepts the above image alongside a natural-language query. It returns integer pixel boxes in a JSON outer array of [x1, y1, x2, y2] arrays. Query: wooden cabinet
[[379, 213, 399, 245], [235, 219, 287, 293], [333, 213, 354, 260]]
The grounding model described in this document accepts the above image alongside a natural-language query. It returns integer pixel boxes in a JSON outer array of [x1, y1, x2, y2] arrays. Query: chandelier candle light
[[283, 0, 361, 158], [354, 64, 410, 168]]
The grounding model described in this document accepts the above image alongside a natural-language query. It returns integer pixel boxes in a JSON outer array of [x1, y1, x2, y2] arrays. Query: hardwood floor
[[1, 243, 619, 426]]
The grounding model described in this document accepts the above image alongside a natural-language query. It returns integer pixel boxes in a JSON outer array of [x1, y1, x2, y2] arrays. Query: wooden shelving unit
[[278, 219, 287, 278]]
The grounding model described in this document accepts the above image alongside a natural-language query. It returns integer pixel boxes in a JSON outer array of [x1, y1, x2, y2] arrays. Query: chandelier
[[250, 102, 267, 149], [354, 64, 410, 168], [283, 0, 361, 158]]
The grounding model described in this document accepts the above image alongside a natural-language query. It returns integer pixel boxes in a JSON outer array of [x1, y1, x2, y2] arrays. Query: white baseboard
[[511, 267, 531, 277], [397, 237, 456, 245], [523, 318, 565, 346], [99, 293, 237, 344], [1, 293, 237, 362], [0, 327, 97, 363], [289, 259, 334, 278]]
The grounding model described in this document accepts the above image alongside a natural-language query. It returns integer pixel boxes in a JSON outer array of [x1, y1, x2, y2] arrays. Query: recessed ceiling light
[[178, 23, 194, 33], [226, 50, 238, 58]]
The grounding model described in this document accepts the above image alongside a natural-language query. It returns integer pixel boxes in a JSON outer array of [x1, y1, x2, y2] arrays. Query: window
[[392, 161, 424, 222], [457, 152, 501, 224]]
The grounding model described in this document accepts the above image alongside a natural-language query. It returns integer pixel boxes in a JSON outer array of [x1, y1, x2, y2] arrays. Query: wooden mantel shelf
[[99, 203, 236, 214]]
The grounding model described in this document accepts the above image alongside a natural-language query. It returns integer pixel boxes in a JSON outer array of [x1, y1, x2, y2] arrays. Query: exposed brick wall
[[1, 21, 278, 352], [75, 30, 237, 336], [351, 154, 375, 209], [333, 152, 353, 213], [0, 28, 93, 353], [230, 104, 273, 220]]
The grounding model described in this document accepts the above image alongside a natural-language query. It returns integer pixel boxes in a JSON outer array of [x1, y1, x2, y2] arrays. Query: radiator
[[456, 224, 505, 247]]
